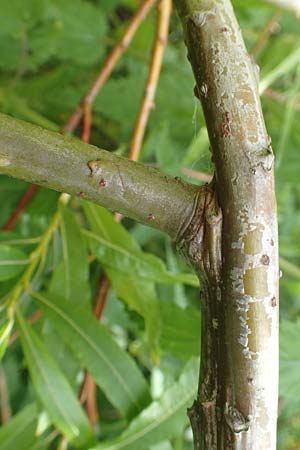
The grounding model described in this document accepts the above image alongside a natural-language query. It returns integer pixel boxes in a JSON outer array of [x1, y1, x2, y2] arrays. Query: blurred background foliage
[[0, 0, 300, 449]]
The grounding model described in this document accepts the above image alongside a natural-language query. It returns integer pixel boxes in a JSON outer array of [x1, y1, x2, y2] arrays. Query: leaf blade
[[32, 291, 151, 419], [89, 358, 199, 450], [16, 309, 95, 448], [0, 403, 38, 450], [85, 230, 199, 287], [0, 244, 28, 281]]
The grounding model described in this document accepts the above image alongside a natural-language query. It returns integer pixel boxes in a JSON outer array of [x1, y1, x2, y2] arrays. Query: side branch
[[0, 113, 199, 240], [129, 0, 172, 159]]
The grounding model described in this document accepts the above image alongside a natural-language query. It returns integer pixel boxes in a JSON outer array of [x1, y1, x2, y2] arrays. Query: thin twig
[[79, 371, 98, 421], [79, 275, 110, 425], [2, 0, 155, 232], [8, 310, 42, 347], [251, 10, 281, 58], [76, 106, 103, 426], [0, 365, 11, 423], [82, 103, 92, 144], [182, 167, 213, 183], [129, 0, 172, 160], [2, 184, 38, 231], [62, 0, 156, 134], [93, 274, 111, 320]]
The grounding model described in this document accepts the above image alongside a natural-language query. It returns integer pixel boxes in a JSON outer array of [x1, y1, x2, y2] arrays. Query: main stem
[[175, 1, 279, 449]]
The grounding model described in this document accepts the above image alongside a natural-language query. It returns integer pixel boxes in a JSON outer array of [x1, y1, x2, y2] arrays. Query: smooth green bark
[[0, 113, 200, 240]]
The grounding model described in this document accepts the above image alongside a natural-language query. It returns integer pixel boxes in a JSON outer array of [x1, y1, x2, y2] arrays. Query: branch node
[[224, 403, 251, 434], [176, 183, 222, 284]]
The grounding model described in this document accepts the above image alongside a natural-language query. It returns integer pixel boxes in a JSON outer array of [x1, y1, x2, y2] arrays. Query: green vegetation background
[[0, 1, 300, 449]]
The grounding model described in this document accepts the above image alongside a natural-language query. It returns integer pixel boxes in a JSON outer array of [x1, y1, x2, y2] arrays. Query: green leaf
[[94, 75, 145, 140], [85, 230, 199, 287], [164, 239, 187, 308], [49, 0, 107, 66], [50, 207, 90, 305], [160, 303, 201, 359], [0, 318, 14, 360], [106, 270, 161, 351], [83, 202, 140, 253], [150, 441, 174, 450], [0, 245, 28, 281], [82, 203, 165, 350], [16, 309, 95, 448], [0, 0, 46, 37], [89, 358, 199, 450], [32, 290, 151, 419], [280, 319, 300, 402], [0, 403, 39, 450]]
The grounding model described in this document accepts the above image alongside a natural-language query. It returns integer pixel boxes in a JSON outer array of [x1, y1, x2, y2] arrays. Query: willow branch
[[0, 113, 199, 240], [63, 0, 156, 134], [129, 0, 171, 159], [175, 1, 279, 449]]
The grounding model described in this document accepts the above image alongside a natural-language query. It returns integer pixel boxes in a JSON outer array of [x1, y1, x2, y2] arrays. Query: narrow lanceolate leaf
[[50, 207, 90, 305], [89, 358, 199, 450], [83, 203, 162, 349], [110, 271, 161, 351], [83, 203, 140, 253], [0, 244, 28, 281], [16, 310, 95, 448], [0, 403, 38, 450], [85, 229, 199, 287], [33, 291, 151, 419], [160, 303, 201, 359], [0, 317, 14, 359]]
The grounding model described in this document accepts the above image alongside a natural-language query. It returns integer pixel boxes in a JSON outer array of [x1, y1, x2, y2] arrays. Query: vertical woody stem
[[175, 1, 279, 449]]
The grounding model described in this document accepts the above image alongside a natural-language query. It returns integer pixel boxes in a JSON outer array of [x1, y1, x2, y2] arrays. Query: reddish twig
[[82, 103, 92, 144], [8, 309, 43, 346], [2, 0, 155, 231], [251, 10, 281, 58], [181, 167, 213, 183], [76, 108, 104, 426], [62, 0, 156, 134], [129, 0, 171, 160], [93, 274, 111, 320], [79, 275, 110, 425], [2, 184, 39, 231], [0, 365, 11, 423]]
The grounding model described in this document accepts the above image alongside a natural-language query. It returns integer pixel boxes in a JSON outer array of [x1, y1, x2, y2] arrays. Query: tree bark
[[0, 112, 200, 240], [175, 0, 279, 449]]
